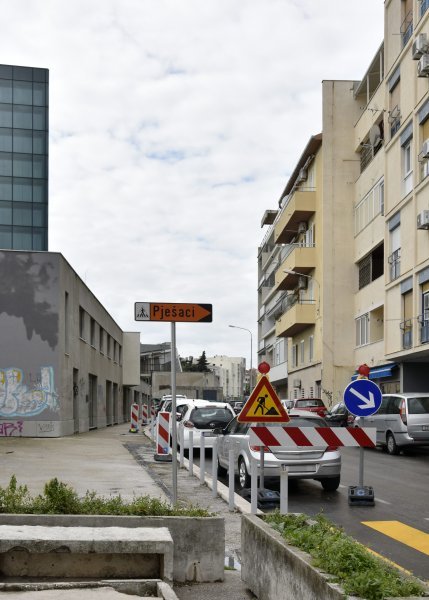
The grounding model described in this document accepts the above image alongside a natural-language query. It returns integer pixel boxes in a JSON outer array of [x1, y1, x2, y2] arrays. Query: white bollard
[[280, 465, 289, 514], [188, 430, 194, 477], [251, 456, 258, 514], [212, 437, 218, 498], [179, 423, 184, 468], [228, 446, 235, 511], [200, 433, 206, 484]]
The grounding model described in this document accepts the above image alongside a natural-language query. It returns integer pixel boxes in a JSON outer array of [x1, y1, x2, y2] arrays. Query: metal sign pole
[[359, 447, 364, 487], [171, 322, 178, 505]]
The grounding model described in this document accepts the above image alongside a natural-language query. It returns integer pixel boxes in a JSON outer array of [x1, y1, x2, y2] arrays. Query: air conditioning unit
[[297, 168, 307, 183], [297, 221, 307, 234], [417, 210, 429, 229], [297, 276, 308, 290], [423, 161, 429, 179], [412, 33, 428, 60], [292, 378, 301, 388], [418, 54, 429, 77], [422, 139, 429, 158]]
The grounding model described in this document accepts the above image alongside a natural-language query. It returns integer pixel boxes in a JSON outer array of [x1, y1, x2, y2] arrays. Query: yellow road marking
[[362, 521, 429, 556], [365, 547, 412, 575]]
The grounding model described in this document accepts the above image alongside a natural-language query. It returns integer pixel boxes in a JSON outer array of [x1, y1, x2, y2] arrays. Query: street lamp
[[228, 325, 253, 393], [283, 269, 320, 315]]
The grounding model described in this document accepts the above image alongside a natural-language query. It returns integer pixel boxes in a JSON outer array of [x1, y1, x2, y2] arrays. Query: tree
[[196, 351, 210, 372]]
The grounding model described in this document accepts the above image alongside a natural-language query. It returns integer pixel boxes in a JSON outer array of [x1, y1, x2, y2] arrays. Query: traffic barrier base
[[348, 485, 375, 506]]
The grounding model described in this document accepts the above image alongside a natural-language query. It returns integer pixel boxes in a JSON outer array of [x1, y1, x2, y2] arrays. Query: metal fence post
[[228, 446, 235, 511], [280, 465, 288, 514], [200, 433, 206, 484], [212, 437, 218, 498], [251, 456, 258, 514], [188, 430, 194, 477]]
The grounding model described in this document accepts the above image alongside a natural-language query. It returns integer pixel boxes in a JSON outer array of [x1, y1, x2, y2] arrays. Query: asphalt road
[[195, 445, 429, 581]]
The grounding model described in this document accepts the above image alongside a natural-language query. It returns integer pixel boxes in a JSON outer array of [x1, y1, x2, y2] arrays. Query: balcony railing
[[420, 319, 429, 344], [421, 0, 429, 19], [401, 10, 413, 46], [400, 319, 413, 349], [388, 248, 401, 281]]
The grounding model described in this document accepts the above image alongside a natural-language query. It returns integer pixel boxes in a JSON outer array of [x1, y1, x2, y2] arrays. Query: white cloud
[[2, 0, 384, 366]]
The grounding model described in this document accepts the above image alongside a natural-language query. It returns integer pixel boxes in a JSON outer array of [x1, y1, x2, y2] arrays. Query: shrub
[[0, 475, 210, 517], [264, 512, 426, 600]]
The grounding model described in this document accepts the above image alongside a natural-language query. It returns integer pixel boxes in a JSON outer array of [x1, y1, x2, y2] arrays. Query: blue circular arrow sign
[[343, 379, 382, 417]]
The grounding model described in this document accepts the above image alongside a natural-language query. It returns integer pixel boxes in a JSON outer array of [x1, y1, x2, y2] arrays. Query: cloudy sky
[[3, 0, 384, 367]]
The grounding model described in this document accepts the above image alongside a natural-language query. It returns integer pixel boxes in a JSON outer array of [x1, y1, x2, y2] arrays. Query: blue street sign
[[343, 379, 382, 417]]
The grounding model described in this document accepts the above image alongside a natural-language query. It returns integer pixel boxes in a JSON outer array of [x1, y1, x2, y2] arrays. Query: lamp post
[[283, 269, 320, 316], [228, 325, 253, 393]]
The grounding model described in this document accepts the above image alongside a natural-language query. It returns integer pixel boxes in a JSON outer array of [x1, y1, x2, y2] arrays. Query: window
[[401, 290, 413, 348], [401, 0, 413, 46], [358, 244, 384, 290], [300, 340, 305, 363], [354, 179, 384, 235], [309, 335, 314, 362], [65, 292, 69, 354], [107, 335, 111, 358], [79, 307, 85, 340], [388, 68, 401, 138], [90, 317, 96, 347], [356, 313, 369, 347], [291, 344, 298, 368], [389, 224, 401, 281], [421, 284, 429, 344], [403, 140, 413, 196]]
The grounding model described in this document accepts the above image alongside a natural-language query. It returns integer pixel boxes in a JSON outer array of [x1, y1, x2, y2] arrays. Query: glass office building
[[0, 64, 49, 250]]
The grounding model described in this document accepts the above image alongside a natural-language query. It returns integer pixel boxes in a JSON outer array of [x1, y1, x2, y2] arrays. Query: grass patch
[[264, 512, 426, 600], [0, 475, 211, 517]]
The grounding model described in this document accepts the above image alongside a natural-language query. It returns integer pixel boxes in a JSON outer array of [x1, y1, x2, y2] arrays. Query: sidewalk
[[0, 424, 254, 599]]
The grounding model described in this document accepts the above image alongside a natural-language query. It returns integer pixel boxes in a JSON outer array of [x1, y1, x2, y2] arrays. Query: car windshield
[[190, 407, 233, 428], [295, 400, 324, 408], [407, 397, 429, 414]]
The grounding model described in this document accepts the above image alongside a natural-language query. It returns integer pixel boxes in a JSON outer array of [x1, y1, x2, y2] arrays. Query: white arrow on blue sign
[[343, 379, 382, 417]]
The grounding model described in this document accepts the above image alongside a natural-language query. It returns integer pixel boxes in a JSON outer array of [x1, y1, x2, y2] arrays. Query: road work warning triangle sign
[[237, 375, 290, 423]]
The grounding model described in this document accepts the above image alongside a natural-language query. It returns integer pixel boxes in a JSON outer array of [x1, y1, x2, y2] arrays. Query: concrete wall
[[0, 250, 140, 437], [241, 514, 347, 600], [152, 371, 222, 400], [0, 513, 225, 583]]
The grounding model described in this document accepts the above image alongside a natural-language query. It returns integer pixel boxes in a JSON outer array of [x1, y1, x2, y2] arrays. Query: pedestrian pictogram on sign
[[238, 375, 290, 423]]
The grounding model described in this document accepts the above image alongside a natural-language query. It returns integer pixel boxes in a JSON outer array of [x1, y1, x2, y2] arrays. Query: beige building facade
[[258, 0, 429, 405]]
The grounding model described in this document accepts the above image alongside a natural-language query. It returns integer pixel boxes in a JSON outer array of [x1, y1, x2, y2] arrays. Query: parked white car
[[177, 400, 235, 450]]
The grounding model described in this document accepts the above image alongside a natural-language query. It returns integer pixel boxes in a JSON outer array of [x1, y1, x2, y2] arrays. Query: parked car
[[355, 393, 429, 455], [325, 401, 356, 427], [214, 410, 341, 492], [177, 400, 235, 449], [231, 401, 244, 414], [281, 399, 295, 411], [293, 398, 328, 418], [157, 395, 188, 415]]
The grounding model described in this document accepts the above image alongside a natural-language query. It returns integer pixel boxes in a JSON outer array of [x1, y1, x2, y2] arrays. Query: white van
[[356, 393, 429, 454]]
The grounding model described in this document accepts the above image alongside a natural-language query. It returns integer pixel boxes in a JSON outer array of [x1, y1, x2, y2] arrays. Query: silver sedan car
[[215, 410, 342, 492]]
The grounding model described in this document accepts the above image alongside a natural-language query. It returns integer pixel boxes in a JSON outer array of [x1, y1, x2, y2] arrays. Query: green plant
[[0, 475, 211, 517], [264, 512, 425, 600], [0, 475, 32, 513]]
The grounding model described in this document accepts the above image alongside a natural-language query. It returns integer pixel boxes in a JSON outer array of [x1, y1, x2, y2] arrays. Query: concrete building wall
[[207, 355, 246, 400], [0, 250, 140, 437]]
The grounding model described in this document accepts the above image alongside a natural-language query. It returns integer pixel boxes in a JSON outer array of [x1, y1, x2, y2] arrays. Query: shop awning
[[351, 364, 397, 381]]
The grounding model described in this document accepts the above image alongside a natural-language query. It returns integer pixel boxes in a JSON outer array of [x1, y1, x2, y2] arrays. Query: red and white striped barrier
[[129, 403, 139, 432], [249, 426, 376, 448], [141, 404, 148, 425], [151, 405, 156, 420], [154, 411, 172, 462]]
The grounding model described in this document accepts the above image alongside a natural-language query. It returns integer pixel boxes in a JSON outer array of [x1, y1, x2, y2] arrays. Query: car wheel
[[217, 457, 227, 476], [386, 432, 399, 455], [238, 457, 251, 490], [321, 476, 340, 492]]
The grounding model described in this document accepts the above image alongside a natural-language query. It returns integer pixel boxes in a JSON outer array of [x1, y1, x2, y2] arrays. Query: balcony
[[421, 0, 429, 18], [400, 320, 413, 349], [420, 319, 429, 344], [274, 190, 316, 244], [401, 10, 413, 47], [275, 244, 316, 290], [276, 298, 316, 337]]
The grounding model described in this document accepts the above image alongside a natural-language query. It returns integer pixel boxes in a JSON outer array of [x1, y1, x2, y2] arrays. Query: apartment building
[[0, 64, 49, 251], [207, 355, 246, 401], [259, 0, 429, 403]]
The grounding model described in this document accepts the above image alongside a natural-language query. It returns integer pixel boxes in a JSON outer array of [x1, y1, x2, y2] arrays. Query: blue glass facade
[[0, 64, 48, 250]]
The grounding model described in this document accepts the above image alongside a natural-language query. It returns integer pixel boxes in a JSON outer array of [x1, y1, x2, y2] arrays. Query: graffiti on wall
[[0, 421, 23, 436], [0, 367, 59, 417]]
